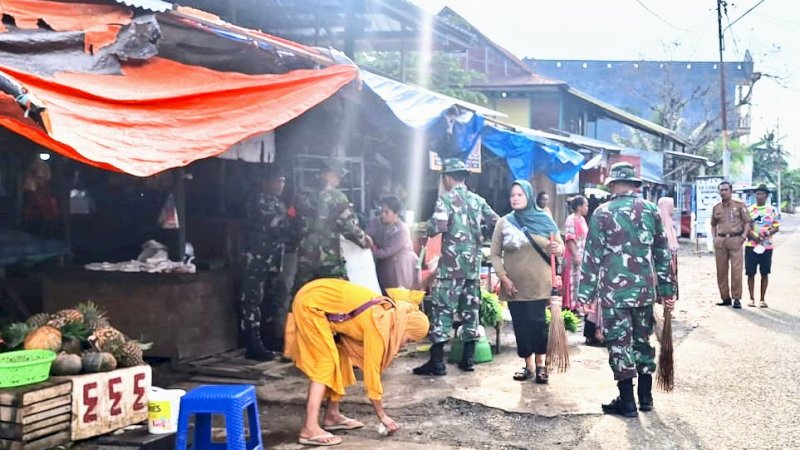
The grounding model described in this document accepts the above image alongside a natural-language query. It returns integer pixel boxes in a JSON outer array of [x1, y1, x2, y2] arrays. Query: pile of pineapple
[[0, 302, 151, 375]]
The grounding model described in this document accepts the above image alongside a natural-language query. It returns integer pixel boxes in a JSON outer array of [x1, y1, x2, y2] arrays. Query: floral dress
[[563, 213, 587, 311]]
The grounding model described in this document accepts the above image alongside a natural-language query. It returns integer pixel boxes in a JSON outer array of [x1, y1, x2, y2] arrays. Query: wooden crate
[[54, 365, 152, 441], [0, 380, 72, 450]]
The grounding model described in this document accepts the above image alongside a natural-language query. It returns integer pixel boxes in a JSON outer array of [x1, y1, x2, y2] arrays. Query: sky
[[412, 0, 800, 168]]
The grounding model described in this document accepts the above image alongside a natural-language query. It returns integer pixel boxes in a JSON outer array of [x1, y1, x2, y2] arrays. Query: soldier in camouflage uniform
[[577, 162, 676, 417], [413, 159, 499, 376], [241, 165, 289, 361], [291, 160, 373, 295]]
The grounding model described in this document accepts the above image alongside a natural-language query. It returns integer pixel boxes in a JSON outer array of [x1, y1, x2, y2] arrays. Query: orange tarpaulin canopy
[[0, 58, 358, 176], [0, 0, 133, 51]]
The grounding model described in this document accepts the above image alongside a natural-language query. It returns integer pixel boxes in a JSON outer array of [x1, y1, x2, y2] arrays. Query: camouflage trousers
[[429, 278, 480, 344], [602, 305, 656, 380], [240, 264, 289, 344], [291, 262, 347, 296]]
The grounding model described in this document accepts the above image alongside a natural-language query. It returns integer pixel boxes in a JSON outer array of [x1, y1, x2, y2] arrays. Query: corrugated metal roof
[[567, 87, 691, 147], [113, 0, 174, 13]]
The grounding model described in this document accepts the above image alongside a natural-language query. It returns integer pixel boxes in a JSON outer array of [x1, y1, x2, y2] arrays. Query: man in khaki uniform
[[710, 181, 751, 309]]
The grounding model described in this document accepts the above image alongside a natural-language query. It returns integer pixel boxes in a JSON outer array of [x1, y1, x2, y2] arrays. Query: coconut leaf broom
[[657, 255, 677, 392], [657, 306, 674, 391], [546, 233, 570, 373]]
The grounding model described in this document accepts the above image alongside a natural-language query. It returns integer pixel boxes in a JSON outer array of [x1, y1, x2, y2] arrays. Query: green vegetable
[[479, 289, 503, 328], [545, 308, 579, 332]]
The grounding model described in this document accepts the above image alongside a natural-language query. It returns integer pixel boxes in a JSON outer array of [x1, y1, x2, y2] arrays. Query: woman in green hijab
[[489, 180, 563, 383]]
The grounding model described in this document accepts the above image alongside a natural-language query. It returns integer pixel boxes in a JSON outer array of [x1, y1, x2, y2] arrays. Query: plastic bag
[[158, 193, 179, 229]]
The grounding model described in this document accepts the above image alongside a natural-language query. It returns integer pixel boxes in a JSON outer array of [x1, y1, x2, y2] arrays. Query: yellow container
[[385, 288, 425, 305]]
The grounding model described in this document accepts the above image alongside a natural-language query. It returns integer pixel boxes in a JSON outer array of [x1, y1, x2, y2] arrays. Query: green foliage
[[479, 289, 503, 328], [1, 323, 32, 350], [750, 131, 788, 184], [355, 51, 488, 105], [696, 137, 751, 176], [545, 308, 579, 332]]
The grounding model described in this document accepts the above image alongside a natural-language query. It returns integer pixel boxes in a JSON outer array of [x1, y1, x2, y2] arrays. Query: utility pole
[[717, 0, 730, 179], [777, 120, 782, 211]]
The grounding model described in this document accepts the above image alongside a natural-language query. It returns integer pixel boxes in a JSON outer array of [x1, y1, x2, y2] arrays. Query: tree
[[781, 168, 800, 212], [697, 137, 751, 177], [750, 131, 788, 184], [355, 51, 488, 105]]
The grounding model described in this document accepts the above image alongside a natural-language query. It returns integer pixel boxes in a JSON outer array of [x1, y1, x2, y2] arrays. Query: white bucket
[[147, 387, 186, 434]]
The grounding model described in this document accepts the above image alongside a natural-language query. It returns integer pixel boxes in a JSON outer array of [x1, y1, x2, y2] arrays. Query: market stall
[[0, 0, 363, 363]]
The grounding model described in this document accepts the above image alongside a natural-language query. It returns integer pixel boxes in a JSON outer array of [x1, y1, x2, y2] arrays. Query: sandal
[[513, 367, 534, 381], [535, 366, 549, 384], [298, 433, 343, 446], [760, 301, 769, 308], [748, 299, 756, 307], [323, 417, 364, 431]]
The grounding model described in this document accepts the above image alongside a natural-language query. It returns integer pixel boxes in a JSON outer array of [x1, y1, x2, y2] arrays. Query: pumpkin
[[24, 326, 62, 352], [99, 352, 117, 372], [81, 352, 104, 373], [51, 353, 82, 375]]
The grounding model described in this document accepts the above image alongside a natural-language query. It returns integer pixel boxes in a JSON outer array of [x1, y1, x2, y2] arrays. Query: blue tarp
[[481, 126, 586, 183], [361, 70, 485, 157], [361, 69, 585, 182]]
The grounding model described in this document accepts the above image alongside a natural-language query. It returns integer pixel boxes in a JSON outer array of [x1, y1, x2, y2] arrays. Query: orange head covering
[[339, 298, 430, 371]]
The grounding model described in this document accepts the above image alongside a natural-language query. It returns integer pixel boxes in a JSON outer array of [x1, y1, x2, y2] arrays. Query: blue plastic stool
[[175, 384, 263, 450]]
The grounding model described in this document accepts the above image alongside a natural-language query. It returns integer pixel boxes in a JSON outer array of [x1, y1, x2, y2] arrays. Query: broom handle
[[549, 233, 557, 286]]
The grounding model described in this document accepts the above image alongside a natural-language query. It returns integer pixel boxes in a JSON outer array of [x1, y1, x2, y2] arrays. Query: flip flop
[[760, 301, 769, 308], [298, 433, 343, 446], [748, 300, 756, 307], [323, 417, 364, 431]]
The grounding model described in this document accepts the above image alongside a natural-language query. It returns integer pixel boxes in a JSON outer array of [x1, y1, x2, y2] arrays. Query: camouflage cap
[[755, 183, 771, 193], [604, 162, 642, 186], [321, 159, 347, 177], [441, 158, 468, 174]]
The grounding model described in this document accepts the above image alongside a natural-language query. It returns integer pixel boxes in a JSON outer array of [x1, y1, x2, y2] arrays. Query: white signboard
[[66, 365, 152, 440], [428, 137, 482, 173], [695, 177, 723, 238], [341, 237, 382, 294]]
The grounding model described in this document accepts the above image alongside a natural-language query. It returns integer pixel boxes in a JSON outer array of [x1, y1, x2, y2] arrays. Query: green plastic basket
[[0, 350, 57, 388]]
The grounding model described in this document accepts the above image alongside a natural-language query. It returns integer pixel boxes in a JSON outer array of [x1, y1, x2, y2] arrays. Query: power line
[[724, 7, 741, 58], [635, 0, 692, 32], [725, 0, 768, 31]]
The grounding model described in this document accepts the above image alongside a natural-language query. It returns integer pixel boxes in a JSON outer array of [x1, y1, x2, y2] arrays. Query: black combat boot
[[245, 327, 275, 362], [413, 343, 446, 376], [637, 374, 653, 411], [601, 378, 638, 418], [458, 340, 476, 372]]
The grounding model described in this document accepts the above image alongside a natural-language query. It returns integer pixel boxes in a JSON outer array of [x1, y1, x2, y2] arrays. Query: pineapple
[[47, 309, 84, 329], [89, 326, 127, 352], [113, 341, 146, 367], [60, 323, 90, 354], [76, 302, 110, 332], [1, 322, 32, 350], [26, 313, 51, 328]]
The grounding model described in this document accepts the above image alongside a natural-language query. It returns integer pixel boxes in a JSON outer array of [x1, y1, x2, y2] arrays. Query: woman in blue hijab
[[489, 180, 564, 383]]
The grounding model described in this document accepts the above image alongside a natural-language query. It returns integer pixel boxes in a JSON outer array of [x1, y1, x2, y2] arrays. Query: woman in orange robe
[[286, 278, 429, 446]]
